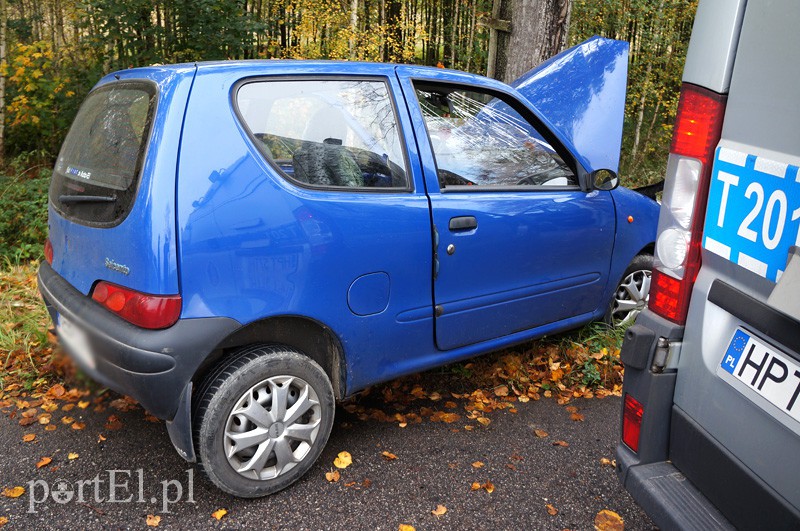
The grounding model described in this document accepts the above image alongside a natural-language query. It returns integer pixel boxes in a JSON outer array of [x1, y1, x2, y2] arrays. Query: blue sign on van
[[704, 147, 800, 283]]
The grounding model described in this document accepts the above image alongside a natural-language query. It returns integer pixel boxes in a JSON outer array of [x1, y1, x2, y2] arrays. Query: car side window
[[414, 84, 577, 189], [237, 79, 408, 189]]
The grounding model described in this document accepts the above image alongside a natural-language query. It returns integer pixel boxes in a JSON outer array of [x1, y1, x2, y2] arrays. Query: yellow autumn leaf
[[471, 461, 484, 468], [71, 422, 86, 430], [36, 456, 52, 469], [398, 525, 415, 531], [534, 429, 548, 438], [546, 503, 558, 515], [381, 451, 398, 461], [77, 400, 90, 409], [333, 451, 352, 469], [476, 417, 491, 426], [68, 453, 79, 460], [0, 516, 8, 527], [483, 481, 495, 493], [44, 425, 56, 432], [211, 508, 228, 521], [431, 504, 447, 517], [470, 482, 481, 491], [594, 509, 624, 531], [3, 487, 25, 498], [22, 434, 35, 442], [325, 470, 340, 482], [146, 514, 161, 527]]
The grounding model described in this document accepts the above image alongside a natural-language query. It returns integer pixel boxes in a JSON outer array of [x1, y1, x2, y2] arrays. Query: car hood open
[[511, 36, 629, 174]]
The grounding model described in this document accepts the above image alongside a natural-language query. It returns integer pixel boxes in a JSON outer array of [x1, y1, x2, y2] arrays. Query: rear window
[[50, 81, 156, 226]]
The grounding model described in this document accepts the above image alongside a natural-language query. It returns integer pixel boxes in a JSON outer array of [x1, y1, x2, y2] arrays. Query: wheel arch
[[196, 315, 347, 400]]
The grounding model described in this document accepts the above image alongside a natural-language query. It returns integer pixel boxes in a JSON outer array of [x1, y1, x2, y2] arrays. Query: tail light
[[649, 83, 727, 324], [44, 238, 54, 265], [622, 394, 644, 453], [91, 281, 181, 330]]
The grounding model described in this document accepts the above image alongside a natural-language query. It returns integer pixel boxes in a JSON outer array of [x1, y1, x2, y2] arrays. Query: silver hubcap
[[611, 269, 652, 326], [224, 375, 321, 481]]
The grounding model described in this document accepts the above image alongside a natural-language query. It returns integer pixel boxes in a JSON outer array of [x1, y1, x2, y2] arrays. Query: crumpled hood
[[511, 36, 629, 173]]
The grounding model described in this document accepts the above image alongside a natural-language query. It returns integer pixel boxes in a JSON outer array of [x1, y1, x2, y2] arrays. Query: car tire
[[605, 253, 653, 327], [193, 344, 335, 498]]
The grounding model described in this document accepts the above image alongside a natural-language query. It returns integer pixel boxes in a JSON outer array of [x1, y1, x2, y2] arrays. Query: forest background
[[0, 0, 697, 260]]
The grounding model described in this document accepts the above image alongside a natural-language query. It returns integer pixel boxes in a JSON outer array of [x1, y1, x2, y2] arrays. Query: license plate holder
[[57, 314, 96, 370], [718, 328, 800, 424]]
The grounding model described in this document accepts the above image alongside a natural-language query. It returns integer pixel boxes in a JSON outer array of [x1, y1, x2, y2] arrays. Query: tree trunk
[[498, 0, 572, 83]]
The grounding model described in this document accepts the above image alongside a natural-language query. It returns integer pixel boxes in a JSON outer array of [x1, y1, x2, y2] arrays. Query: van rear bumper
[[37, 261, 240, 423]]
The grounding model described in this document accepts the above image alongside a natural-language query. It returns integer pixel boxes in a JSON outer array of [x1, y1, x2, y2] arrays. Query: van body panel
[[682, 0, 746, 92]]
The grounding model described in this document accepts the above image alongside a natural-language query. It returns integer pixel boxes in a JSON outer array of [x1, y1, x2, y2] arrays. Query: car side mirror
[[591, 169, 619, 191]]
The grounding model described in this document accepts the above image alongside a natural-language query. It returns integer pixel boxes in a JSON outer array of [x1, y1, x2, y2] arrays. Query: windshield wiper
[[59, 194, 117, 204]]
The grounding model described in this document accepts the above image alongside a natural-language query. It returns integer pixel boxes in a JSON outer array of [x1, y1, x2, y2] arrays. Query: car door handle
[[449, 216, 477, 231]]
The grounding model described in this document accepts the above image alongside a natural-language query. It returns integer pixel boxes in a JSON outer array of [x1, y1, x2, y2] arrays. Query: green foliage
[[571, 0, 699, 186], [0, 166, 50, 262]]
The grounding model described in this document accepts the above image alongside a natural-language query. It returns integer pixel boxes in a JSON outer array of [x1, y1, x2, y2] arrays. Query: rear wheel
[[193, 345, 335, 497], [606, 254, 653, 327]]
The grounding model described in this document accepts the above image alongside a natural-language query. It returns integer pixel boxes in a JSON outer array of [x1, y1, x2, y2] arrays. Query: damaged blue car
[[39, 36, 658, 497]]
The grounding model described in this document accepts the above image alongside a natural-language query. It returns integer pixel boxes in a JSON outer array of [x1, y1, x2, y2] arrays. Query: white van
[[616, 0, 800, 527]]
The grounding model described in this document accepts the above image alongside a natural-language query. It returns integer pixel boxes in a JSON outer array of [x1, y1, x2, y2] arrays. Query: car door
[[396, 69, 617, 350]]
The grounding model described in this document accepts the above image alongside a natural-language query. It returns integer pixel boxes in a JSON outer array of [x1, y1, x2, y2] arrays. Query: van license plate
[[57, 315, 96, 370], [719, 328, 800, 423]]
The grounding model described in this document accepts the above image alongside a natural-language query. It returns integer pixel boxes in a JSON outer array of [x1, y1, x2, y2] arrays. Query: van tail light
[[649, 83, 727, 324], [622, 394, 644, 453], [91, 281, 181, 330], [44, 238, 54, 265]]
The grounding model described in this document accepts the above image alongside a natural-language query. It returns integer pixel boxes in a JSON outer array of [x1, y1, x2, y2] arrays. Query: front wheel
[[606, 254, 653, 327], [193, 345, 335, 497]]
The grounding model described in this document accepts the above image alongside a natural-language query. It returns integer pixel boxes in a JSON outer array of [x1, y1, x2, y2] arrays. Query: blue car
[[39, 36, 658, 497]]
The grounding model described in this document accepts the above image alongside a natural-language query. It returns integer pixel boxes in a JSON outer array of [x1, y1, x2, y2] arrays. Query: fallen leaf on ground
[[0, 516, 8, 527], [546, 503, 558, 516], [565, 405, 578, 413], [68, 453, 79, 460], [325, 470, 340, 482], [22, 434, 35, 442], [77, 401, 90, 409], [429, 392, 442, 401], [211, 508, 228, 521], [594, 509, 624, 531], [483, 481, 495, 493], [61, 416, 74, 425], [48, 384, 65, 398], [72, 422, 86, 430], [36, 457, 52, 469], [44, 425, 56, 432], [470, 482, 481, 491], [494, 385, 509, 397], [571, 412, 585, 422], [476, 417, 491, 426], [534, 429, 548, 438], [431, 504, 447, 517], [2, 487, 24, 498], [471, 461, 484, 468], [146, 514, 161, 527], [398, 525, 415, 531], [105, 415, 123, 430], [398, 422, 407, 428], [98, 434, 107, 442], [334, 451, 352, 469], [553, 440, 569, 447], [381, 451, 397, 461], [599, 457, 615, 467]]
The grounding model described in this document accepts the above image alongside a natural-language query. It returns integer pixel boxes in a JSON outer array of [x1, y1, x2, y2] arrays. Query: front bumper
[[37, 262, 239, 423]]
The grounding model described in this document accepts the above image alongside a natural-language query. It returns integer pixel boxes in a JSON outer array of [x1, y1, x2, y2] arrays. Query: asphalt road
[[0, 383, 654, 530]]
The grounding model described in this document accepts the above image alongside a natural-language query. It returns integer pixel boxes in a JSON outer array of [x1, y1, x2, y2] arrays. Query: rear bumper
[[37, 261, 240, 422], [617, 309, 800, 529]]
